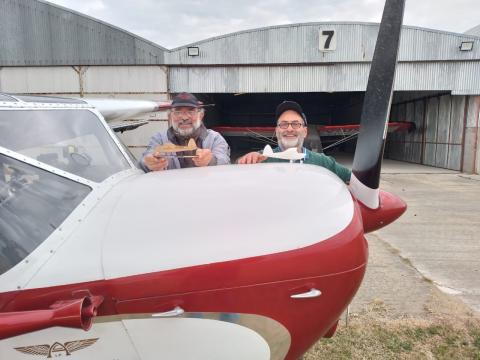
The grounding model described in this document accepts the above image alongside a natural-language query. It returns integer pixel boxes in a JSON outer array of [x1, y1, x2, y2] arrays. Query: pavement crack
[[458, 175, 480, 182], [369, 232, 433, 284]]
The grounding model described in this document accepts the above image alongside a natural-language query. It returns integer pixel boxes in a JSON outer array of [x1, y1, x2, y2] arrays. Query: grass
[[305, 301, 480, 360]]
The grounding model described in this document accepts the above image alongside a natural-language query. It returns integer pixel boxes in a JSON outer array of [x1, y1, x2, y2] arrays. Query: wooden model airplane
[[154, 139, 197, 154], [153, 139, 198, 158]]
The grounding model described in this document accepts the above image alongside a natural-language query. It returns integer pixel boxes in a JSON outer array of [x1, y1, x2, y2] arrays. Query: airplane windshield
[[0, 154, 91, 275], [0, 109, 131, 182]]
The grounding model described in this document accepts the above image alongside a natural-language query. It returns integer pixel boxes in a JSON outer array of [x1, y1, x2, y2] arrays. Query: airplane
[[0, 0, 406, 359], [152, 139, 199, 159], [153, 139, 198, 154], [262, 145, 306, 161], [212, 122, 414, 141]]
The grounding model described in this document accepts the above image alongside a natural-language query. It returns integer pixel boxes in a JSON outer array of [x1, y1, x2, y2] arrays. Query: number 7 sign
[[319, 30, 336, 51]]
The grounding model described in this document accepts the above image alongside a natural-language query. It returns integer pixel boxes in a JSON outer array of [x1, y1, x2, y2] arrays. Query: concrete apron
[[349, 159, 480, 315]]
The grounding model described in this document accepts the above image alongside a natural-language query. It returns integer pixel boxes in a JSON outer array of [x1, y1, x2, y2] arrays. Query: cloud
[[47, 0, 480, 48]]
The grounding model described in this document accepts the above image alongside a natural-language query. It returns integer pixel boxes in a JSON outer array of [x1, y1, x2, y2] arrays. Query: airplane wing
[[212, 122, 413, 137], [82, 98, 172, 122], [317, 122, 414, 136]]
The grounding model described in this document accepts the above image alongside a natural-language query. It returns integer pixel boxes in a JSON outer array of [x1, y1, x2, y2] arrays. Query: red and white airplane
[[0, 0, 406, 359]]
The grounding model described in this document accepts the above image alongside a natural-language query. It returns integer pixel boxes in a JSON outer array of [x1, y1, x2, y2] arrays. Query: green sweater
[[263, 147, 351, 183]]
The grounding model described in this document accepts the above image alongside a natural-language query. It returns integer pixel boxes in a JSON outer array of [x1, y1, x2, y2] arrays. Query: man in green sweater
[[237, 101, 351, 183]]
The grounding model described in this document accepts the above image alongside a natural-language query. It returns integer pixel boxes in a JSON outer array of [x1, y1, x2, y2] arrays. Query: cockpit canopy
[[0, 109, 131, 182], [0, 96, 136, 276]]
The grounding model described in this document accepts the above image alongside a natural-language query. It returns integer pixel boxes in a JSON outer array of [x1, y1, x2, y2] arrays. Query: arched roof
[[465, 24, 480, 37], [0, 0, 166, 66], [166, 22, 480, 65]]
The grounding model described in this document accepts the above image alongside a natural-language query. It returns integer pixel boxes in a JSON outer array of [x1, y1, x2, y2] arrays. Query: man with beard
[[237, 101, 351, 183], [140, 92, 230, 172]]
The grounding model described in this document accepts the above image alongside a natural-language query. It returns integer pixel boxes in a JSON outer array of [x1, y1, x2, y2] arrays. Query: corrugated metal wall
[[0, 66, 168, 94], [388, 99, 423, 165], [169, 61, 480, 93], [387, 94, 470, 171]]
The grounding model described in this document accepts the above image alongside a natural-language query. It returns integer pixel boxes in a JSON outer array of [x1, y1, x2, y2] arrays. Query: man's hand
[[237, 152, 267, 164], [143, 153, 168, 171], [193, 148, 213, 167]]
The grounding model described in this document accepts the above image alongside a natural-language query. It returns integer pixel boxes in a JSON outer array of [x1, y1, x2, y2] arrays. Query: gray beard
[[278, 136, 304, 150], [172, 119, 201, 137]]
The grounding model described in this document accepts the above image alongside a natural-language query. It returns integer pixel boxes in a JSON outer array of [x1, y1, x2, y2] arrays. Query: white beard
[[278, 134, 305, 150], [173, 118, 201, 137]]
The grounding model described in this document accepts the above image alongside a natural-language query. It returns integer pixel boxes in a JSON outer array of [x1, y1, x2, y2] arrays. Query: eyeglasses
[[171, 109, 199, 117], [277, 121, 304, 129]]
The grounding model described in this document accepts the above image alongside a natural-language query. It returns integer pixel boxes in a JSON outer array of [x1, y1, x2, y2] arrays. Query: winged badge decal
[[14, 338, 99, 358]]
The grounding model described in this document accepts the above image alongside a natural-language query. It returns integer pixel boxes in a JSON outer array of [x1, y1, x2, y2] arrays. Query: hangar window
[[0, 154, 91, 276], [188, 47, 200, 56]]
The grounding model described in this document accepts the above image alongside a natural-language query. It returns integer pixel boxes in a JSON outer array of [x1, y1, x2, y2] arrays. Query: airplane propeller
[[350, 0, 406, 209]]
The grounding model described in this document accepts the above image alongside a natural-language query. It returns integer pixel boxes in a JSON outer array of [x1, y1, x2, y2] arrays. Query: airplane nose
[[358, 190, 407, 233]]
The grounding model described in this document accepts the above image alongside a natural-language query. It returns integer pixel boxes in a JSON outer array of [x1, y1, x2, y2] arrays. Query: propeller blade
[[350, 0, 406, 209]]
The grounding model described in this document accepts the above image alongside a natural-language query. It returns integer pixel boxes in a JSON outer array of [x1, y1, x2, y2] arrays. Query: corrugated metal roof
[[165, 22, 480, 65], [0, 0, 166, 66], [465, 24, 480, 36]]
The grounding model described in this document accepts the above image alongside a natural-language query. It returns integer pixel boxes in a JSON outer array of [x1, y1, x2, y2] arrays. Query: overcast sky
[[47, 0, 479, 49]]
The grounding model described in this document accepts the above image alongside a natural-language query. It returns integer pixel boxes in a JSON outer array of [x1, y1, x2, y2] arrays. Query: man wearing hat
[[237, 101, 351, 183], [140, 92, 230, 171]]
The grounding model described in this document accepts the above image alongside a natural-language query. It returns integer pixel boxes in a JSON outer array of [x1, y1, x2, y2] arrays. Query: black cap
[[275, 101, 307, 125], [171, 92, 203, 108]]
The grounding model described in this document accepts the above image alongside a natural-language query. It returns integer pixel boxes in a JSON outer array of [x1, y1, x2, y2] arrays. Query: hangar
[[1, 0, 479, 173]]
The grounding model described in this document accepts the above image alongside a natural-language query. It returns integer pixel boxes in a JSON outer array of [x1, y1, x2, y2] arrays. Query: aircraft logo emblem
[[14, 338, 99, 358]]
